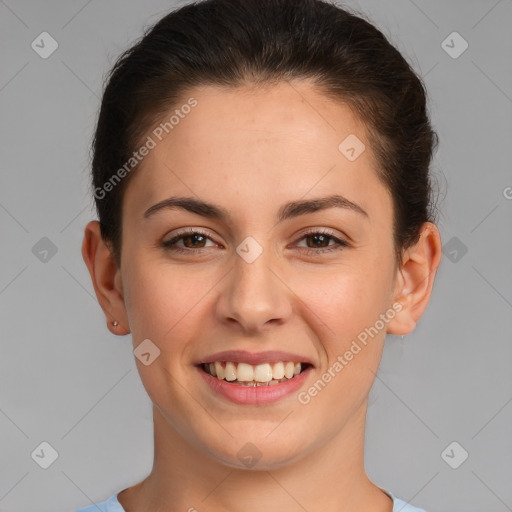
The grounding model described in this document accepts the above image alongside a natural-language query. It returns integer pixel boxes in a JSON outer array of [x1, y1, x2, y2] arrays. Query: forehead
[[123, 81, 392, 225]]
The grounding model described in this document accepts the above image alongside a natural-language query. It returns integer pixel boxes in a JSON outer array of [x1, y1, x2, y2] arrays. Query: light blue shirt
[[74, 489, 427, 511]]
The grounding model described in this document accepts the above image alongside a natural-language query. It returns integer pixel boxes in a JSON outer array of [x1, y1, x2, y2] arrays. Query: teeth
[[273, 361, 285, 380], [214, 361, 224, 380], [284, 362, 295, 379], [224, 362, 237, 381], [203, 361, 306, 383], [254, 363, 273, 382], [236, 363, 254, 382]]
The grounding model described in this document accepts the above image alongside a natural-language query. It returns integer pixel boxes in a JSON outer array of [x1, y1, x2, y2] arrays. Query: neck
[[118, 401, 393, 512]]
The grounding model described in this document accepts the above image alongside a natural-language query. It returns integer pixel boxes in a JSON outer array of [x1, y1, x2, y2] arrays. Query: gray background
[[1, 1, 511, 511]]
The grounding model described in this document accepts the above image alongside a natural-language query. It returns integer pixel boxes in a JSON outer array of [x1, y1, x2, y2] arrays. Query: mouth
[[199, 361, 313, 387]]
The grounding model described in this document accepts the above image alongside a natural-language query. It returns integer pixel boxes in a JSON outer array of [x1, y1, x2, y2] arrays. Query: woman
[[78, 0, 442, 510]]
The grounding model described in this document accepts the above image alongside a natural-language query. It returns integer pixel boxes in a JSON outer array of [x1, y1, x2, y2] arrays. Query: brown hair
[[91, 0, 438, 266]]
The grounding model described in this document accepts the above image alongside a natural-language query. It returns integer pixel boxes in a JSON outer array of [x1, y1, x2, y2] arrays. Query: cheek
[[294, 259, 393, 343], [281, 265, 392, 438], [290, 255, 394, 401], [122, 254, 206, 346]]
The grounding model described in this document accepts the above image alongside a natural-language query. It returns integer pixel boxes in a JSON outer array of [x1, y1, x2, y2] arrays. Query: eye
[[161, 228, 349, 255], [161, 229, 219, 254], [294, 229, 349, 255]]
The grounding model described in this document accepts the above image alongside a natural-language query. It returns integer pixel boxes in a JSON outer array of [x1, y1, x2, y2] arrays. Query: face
[[118, 80, 400, 469]]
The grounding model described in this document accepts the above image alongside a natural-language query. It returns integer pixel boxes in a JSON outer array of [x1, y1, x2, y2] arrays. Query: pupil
[[185, 234, 205, 248], [309, 234, 328, 248]]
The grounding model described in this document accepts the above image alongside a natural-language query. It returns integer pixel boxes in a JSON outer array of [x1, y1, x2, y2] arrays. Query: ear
[[386, 222, 442, 336], [81, 220, 130, 335]]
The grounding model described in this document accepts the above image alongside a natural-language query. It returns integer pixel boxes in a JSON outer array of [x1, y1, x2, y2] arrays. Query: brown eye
[[180, 233, 208, 248], [162, 230, 218, 253], [304, 233, 331, 248], [295, 230, 349, 255]]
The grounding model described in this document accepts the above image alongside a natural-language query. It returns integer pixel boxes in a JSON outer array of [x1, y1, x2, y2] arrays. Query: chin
[[203, 434, 309, 472]]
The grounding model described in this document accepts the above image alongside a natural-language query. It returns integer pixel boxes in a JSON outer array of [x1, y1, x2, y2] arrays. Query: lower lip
[[197, 365, 313, 405]]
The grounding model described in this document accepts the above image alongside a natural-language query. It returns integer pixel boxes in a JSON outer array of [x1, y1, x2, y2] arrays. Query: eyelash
[[161, 228, 349, 256]]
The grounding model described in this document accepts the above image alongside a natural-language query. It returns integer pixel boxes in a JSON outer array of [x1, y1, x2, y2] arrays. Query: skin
[[82, 80, 442, 512]]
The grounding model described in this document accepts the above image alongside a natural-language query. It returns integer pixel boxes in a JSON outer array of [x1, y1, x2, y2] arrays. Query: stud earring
[[113, 321, 119, 327]]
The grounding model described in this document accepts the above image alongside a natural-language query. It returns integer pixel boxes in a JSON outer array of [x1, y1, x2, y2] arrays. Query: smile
[[198, 360, 313, 404], [201, 361, 310, 386]]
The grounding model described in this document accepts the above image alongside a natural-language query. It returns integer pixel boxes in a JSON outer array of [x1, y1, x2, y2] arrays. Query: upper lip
[[196, 350, 314, 367]]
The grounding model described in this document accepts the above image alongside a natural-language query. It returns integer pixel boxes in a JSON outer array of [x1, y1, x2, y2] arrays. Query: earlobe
[[81, 220, 130, 335], [386, 222, 442, 336]]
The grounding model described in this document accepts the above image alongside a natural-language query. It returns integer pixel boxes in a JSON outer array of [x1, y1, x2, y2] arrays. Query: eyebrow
[[143, 194, 368, 222]]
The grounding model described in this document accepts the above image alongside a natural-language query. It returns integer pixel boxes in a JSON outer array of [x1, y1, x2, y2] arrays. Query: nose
[[214, 243, 293, 333]]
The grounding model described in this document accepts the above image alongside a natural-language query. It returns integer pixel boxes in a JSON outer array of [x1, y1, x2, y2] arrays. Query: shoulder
[[74, 490, 426, 512], [391, 494, 427, 512], [74, 493, 124, 512]]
